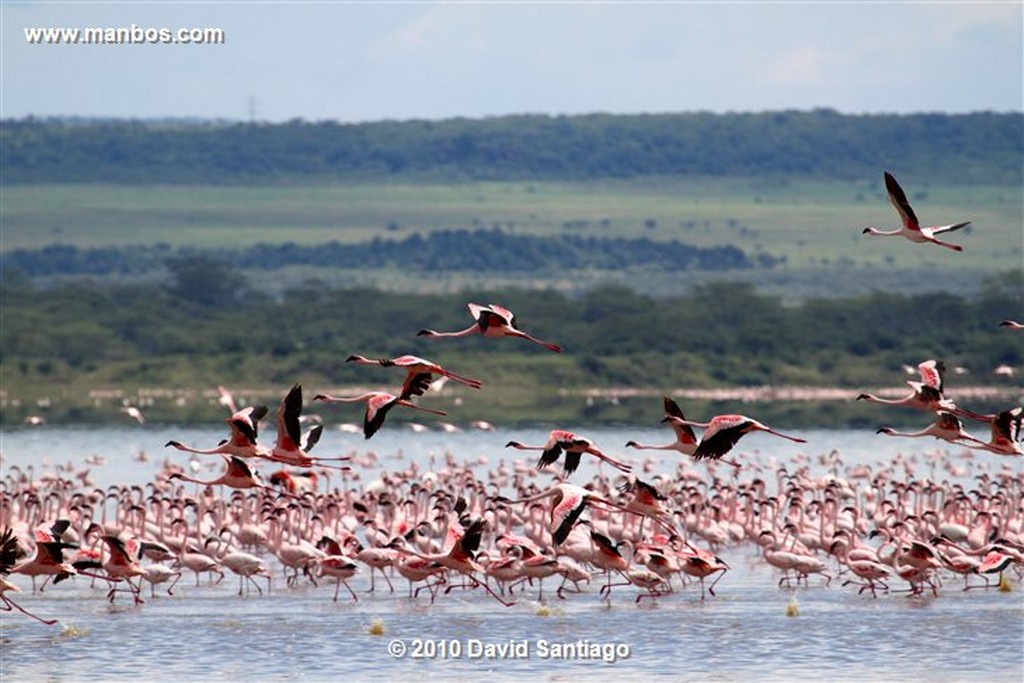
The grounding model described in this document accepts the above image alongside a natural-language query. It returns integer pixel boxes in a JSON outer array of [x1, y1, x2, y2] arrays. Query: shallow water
[[1, 425, 1022, 682]]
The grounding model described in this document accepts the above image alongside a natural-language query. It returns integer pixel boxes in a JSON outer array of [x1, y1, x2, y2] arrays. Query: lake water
[[1, 424, 1022, 682]]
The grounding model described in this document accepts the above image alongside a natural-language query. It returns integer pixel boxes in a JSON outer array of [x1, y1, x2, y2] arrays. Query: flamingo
[[11, 537, 77, 593], [999, 320, 1023, 330], [165, 405, 271, 460], [417, 303, 562, 353], [856, 359, 985, 421], [0, 527, 59, 625], [862, 171, 969, 251], [875, 412, 989, 448], [505, 429, 632, 476], [345, 354, 483, 393], [662, 414, 806, 463], [625, 396, 699, 456], [122, 405, 146, 425], [167, 455, 275, 492], [268, 385, 347, 468], [967, 407, 1024, 456], [100, 535, 146, 604], [394, 518, 514, 607], [505, 483, 673, 546], [313, 391, 447, 439]]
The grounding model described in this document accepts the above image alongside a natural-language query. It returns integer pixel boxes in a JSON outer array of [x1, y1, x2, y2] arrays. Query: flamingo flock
[[2, 174, 1021, 627], [1, 427, 1022, 624]]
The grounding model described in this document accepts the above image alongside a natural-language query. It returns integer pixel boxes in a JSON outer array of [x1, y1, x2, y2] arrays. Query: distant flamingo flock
[[3, 174, 1022, 625]]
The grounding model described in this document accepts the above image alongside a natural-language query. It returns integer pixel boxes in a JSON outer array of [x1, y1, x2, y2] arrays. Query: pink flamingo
[[269, 384, 349, 468], [165, 405, 271, 459], [313, 390, 447, 439], [345, 354, 483, 393], [663, 414, 806, 464], [856, 359, 985, 421], [506, 483, 669, 546], [999, 320, 1023, 330], [862, 171, 969, 251], [875, 412, 989, 448], [417, 303, 562, 352], [505, 429, 632, 476], [625, 396, 699, 456], [1, 528, 59, 625], [395, 518, 514, 607], [100, 535, 146, 604], [967, 407, 1023, 456], [168, 455, 276, 492]]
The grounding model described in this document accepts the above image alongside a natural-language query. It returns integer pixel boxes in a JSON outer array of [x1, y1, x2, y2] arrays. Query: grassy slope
[[3, 178, 1020, 427], [4, 178, 1021, 275]]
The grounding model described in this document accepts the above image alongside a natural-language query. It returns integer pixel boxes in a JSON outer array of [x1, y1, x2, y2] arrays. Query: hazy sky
[[2, 2, 1021, 123]]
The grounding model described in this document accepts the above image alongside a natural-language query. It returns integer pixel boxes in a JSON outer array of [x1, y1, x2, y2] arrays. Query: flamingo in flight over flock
[[505, 429, 633, 476], [856, 359, 987, 422], [861, 171, 970, 251], [875, 412, 989, 448], [662, 414, 806, 465], [345, 354, 483, 393], [165, 405, 271, 460], [417, 303, 563, 353], [625, 396, 699, 456], [314, 390, 447, 439]]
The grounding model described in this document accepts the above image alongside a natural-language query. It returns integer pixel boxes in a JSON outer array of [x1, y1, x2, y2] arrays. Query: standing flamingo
[[662, 414, 805, 463], [505, 429, 632, 476], [862, 171, 969, 251], [345, 354, 483, 393], [313, 390, 447, 439], [625, 396, 699, 456], [417, 303, 562, 352]]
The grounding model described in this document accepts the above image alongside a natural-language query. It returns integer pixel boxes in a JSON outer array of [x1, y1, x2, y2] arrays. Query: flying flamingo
[[0, 527, 58, 625], [999, 320, 1023, 330], [856, 359, 985, 421], [345, 354, 483, 393], [269, 385, 348, 468], [313, 390, 447, 439], [862, 171, 969, 251], [662, 414, 806, 464], [505, 483, 674, 546], [967, 407, 1024, 456], [165, 405, 271, 459], [505, 429, 632, 476], [417, 303, 563, 352], [168, 455, 282, 493], [875, 412, 989, 448], [625, 396, 699, 456], [393, 518, 514, 607]]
